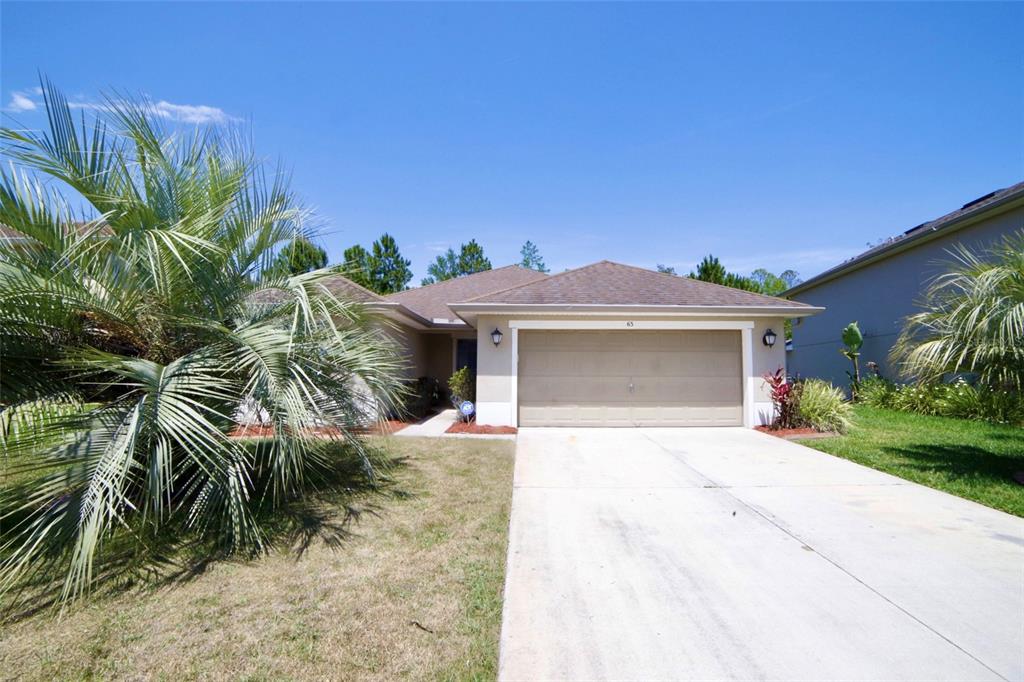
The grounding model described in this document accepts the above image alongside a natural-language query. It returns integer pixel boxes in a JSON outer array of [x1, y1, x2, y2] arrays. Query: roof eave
[[448, 302, 824, 325], [785, 190, 1024, 297], [368, 301, 435, 329]]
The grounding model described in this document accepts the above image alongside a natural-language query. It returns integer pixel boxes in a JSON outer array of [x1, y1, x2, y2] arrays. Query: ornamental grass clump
[[796, 380, 853, 434], [0, 82, 405, 604], [891, 231, 1024, 392]]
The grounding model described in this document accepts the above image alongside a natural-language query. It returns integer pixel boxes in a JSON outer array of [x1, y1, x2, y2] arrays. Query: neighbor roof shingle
[[465, 261, 814, 308], [786, 180, 1024, 295], [386, 265, 548, 321]]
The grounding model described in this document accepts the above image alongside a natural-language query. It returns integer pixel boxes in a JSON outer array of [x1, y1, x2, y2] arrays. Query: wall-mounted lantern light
[[762, 328, 777, 348], [491, 328, 504, 347]]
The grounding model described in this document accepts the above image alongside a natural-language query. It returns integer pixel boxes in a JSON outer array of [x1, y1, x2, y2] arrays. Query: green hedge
[[858, 377, 1024, 425]]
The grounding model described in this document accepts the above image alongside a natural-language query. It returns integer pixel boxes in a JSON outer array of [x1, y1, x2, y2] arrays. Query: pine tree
[[422, 240, 493, 285], [369, 233, 412, 294], [342, 244, 374, 290], [269, 236, 328, 276], [519, 240, 549, 272]]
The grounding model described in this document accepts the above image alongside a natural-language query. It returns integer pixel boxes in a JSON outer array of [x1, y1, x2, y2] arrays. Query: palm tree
[[0, 83, 405, 603], [891, 230, 1024, 390]]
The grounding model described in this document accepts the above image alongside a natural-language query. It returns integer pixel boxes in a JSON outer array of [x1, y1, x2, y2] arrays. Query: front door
[[455, 338, 477, 375]]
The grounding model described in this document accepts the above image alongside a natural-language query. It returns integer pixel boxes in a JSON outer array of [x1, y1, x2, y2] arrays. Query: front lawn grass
[[0, 436, 514, 681], [797, 406, 1024, 517]]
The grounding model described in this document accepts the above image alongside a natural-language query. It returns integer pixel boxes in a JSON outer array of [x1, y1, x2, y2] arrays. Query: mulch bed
[[755, 425, 838, 440], [446, 421, 518, 435], [230, 420, 409, 438]]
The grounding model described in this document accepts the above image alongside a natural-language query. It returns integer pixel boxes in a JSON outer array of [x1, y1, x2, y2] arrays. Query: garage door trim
[[507, 319, 755, 428]]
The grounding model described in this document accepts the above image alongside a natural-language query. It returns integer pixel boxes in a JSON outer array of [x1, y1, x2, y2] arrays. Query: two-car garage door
[[518, 330, 742, 427]]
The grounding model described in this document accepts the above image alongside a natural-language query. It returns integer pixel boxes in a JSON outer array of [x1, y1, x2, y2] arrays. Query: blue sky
[[3, 2, 1022, 284]]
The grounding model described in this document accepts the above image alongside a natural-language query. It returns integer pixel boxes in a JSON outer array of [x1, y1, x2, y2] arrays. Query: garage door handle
[[628, 382, 635, 393]]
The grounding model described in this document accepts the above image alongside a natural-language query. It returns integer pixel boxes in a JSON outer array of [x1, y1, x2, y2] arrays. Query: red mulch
[[230, 421, 409, 438], [361, 420, 410, 435], [446, 421, 517, 435], [755, 425, 837, 440]]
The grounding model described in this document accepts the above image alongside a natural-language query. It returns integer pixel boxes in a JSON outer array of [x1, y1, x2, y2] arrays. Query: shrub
[[395, 377, 441, 420], [857, 376, 896, 408], [891, 230, 1024, 392], [763, 367, 801, 429], [797, 380, 853, 433], [858, 378, 1023, 425], [448, 366, 475, 404], [0, 84, 406, 603]]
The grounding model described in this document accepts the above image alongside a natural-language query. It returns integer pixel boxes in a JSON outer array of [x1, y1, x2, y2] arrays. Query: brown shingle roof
[[466, 261, 814, 308], [386, 265, 548, 321], [320, 275, 387, 303], [247, 273, 387, 306]]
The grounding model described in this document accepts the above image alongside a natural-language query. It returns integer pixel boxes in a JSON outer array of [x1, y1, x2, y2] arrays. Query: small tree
[[688, 254, 760, 292], [519, 240, 549, 272], [656, 264, 678, 275], [342, 234, 413, 294], [422, 239, 492, 285], [448, 367, 475, 420], [841, 321, 864, 396], [457, 239, 491, 275], [690, 254, 728, 284], [750, 268, 801, 296], [342, 244, 374, 290], [269, 236, 328, 276], [369, 233, 412, 294]]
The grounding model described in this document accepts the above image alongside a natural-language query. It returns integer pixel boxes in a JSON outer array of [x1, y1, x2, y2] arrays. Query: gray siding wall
[[788, 204, 1024, 386]]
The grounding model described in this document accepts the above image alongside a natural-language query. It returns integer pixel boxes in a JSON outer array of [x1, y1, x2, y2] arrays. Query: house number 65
[[625, 321, 634, 327]]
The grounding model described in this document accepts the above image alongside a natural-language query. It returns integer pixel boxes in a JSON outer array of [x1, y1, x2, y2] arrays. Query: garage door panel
[[519, 376, 629, 402], [518, 330, 743, 427], [519, 350, 632, 377], [631, 404, 742, 426], [630, 351, 741, 377], [635, 376, 741, 402]]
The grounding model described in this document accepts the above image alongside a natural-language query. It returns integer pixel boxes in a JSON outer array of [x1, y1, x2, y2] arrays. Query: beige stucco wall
[[388, 325, 476, 385], [474, 314, 787, 427], [788, 205, 1024, 387]]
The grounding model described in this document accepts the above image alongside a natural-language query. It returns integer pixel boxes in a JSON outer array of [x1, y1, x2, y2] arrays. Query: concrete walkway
[[394, 409, 516, 440], [499, 427, 1024, 681]]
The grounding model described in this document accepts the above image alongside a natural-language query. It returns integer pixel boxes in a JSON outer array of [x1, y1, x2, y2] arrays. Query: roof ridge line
[[323, 269, 387, 301], [460, 261, 600, 302], [385, 264, 529, 298], [585, 260, 801, 306]]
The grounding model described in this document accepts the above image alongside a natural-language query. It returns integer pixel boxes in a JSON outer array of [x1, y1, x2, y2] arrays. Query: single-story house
[[349, 261, 821, 428], [784, 180, 1024, 386]]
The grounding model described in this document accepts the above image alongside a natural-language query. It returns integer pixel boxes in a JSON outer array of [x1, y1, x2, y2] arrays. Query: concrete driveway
[[499, 428, 1024, 681]]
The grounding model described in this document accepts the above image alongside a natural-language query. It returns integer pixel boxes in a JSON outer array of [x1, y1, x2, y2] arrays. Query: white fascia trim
[[509, 319, 756, 330], [450, 303, 822, 318]]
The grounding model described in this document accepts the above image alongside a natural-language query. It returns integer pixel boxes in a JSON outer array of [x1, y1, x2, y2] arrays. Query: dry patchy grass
[[0, 436, 515, 681]]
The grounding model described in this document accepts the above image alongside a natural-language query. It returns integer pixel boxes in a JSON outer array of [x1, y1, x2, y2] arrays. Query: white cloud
[[5, 90, 39, 112], [149, 100, 236, 124], [5, 86, 236, 124], [67, 97, 238, 124]]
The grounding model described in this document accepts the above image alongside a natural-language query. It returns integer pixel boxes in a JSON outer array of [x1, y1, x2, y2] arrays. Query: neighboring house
[[349, 261, 820, 428], [785, 181, 1024, 386]]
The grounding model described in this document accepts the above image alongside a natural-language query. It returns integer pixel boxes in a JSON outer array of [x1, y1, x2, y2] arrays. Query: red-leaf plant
[[763, 367, 800, 429]]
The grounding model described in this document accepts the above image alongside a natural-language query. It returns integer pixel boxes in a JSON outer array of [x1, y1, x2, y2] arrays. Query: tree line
[[274, 235, 797, 300]]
